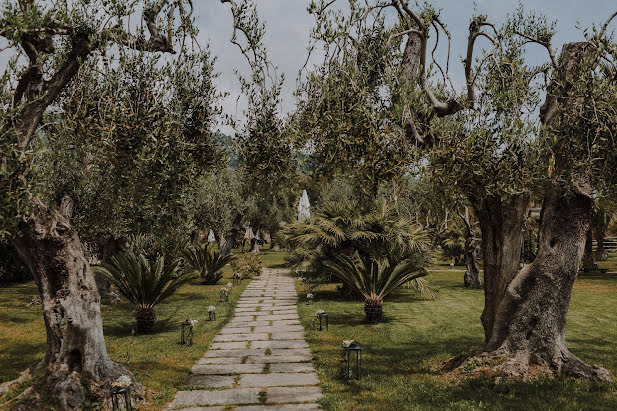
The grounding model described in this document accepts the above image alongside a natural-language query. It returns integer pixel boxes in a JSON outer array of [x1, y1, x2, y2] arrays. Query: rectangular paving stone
[[212, 341, 248, 350], [191, 363, 263, 375], [269, 363, 315, 373], [176, 407, 226, 411], [185, 375, 235, 388], [227, 321, 271, 327], [214, 333, 269, 342], [251, 340, 308, 349], [252, 326, 304, 334], [170, 388, 261, 407], [271, 332, 305, 340], [238, 372, 319, 388], [261, 314, 299, 321], [266, 386, 322, 404], [245, 355, 312, 364], [269, 348, 312, 356], [205, 349, 265, 358], [197, 357, 244, 365], [275, 320, 301, 326], [220, 327, 252, 334]]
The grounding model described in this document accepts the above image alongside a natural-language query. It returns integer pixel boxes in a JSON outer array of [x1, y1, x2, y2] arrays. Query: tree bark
[[474, 195, 529, 344], [582, 228, 595, 271], [463, 234, 481, 288], [10, 198, 140, 409], [482, 191, 611, 381]]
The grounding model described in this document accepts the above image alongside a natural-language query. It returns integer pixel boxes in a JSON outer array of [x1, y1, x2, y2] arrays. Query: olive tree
[[0, 0, 261, 407]]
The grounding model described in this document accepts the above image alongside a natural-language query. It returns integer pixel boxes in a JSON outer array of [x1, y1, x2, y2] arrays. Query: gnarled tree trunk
[[482, 191, 611, 381], [10, 198, 140, 409], [474, 195, 529, 344]]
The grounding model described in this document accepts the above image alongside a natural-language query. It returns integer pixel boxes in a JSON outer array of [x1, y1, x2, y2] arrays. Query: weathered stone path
[[168, 269, 322, 410]]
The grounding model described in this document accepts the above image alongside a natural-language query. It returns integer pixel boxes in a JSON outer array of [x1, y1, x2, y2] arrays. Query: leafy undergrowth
[[290, 263, 617, 410], [0, 263, 248, 410]]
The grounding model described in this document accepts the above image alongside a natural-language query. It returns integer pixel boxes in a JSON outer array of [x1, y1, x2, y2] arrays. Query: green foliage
[[0, 243, 31, 285], [33, 50, 225, 256], [323, 252, 427, 302], [283, 197, 430, 291], [93, 251, 196, 310], [230, 253, 263, 279], [182, 243, 231, 285]]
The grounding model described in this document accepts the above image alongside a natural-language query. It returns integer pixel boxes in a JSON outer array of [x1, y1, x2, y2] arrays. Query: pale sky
[[3, 1, 617, 134], [197, 0, 617, 134]]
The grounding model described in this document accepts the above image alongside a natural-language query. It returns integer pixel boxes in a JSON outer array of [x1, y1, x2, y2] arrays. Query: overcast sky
[[197, 0, 617, 134]]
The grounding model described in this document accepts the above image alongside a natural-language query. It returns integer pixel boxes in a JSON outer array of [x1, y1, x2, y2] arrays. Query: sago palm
[[93, 251, 195, 333], [182, 243, 230, 285], [324, 252, 427, 323]]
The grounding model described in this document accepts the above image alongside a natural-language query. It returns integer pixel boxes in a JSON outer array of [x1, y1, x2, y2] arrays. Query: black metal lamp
[[111, 386, 132, 410], [208, 306, 216, 321], [318, 312, 329, 332], [233, 273, 241, 286], [343, 342, 362, 379], [220, 288, 229, 302], [181, 319, 194, 345]]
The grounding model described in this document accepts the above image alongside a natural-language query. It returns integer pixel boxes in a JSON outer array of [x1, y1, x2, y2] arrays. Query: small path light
[[317, 310, 329, 332], [111, 376, 132, 410], [181, 319, 195, 345], [342, 340, 362, 380], [226, 282, 233, 293], [208, 305, 216, 321], [233, 273, 241, 286], [306, 293, 314, 305], [220, 288, 229, 302]]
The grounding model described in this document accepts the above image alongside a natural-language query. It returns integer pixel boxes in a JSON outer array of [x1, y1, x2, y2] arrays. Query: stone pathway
[[168, 269, 322, 410]]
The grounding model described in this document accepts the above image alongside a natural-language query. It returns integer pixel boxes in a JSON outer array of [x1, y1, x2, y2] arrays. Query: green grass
[[0, 264, 248, 410], [289, 261, 617, 410]]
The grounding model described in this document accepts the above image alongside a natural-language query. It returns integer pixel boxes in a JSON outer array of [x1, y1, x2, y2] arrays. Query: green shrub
[[231, 253, 263, 279], [93, 251, 196, 333], [0, 243, 31, 286], [182, 243, 230, 285]]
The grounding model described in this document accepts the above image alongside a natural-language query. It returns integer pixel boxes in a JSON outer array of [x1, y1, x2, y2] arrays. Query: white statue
[[298, 189, 311, 221]]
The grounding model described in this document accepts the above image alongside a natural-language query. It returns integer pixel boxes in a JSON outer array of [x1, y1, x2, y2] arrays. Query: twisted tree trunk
[[483, 191, 611, 380], [9, 198, 140, 409]]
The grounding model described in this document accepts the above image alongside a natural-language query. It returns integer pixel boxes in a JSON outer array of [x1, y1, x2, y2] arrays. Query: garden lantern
[[180, 319, 194, 345], [226, 282, 233, 292], [233, 273, 241, 286], [110, 386, 132, 410], [307, 293, 314, 305], [318, 311, 329, 331], [220, 288, 229, 302], [342, 341, 362, 380], [208, 305, 216, 321]]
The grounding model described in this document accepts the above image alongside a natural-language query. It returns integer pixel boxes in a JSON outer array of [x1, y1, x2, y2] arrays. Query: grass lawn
[[0, 263, 249, 410], [290, 260, 617, 410]]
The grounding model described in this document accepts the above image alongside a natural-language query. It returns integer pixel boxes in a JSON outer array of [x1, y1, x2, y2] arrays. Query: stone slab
[[170, 388, 261, 407], [211, 341, 247, 350], [269, 363, 315, 373], [253, 326, 304, 334], [266, 386, 323, 404], [251, 340, 308, 349], [204, 349, 265, 358], [197, 357, 244, 365], [191, 363, 263, 375], [270, 332, 305, 340], [214, 333, 269, 342], [185, 375, 235, 388], [237, 372, 319, 388], [219, 327, 252, 334], [269, 348, 312, 356], [246, 355, 312, 364], [260, 315, 299, 321]]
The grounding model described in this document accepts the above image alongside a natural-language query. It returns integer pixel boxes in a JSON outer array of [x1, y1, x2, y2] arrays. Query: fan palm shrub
[[93, 251, 196, 333], [324, 252, 428, 322], [182, 243, 230, 285]]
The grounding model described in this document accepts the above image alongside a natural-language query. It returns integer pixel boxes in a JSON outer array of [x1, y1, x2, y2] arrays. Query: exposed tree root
[[442, 349, 613, 383]]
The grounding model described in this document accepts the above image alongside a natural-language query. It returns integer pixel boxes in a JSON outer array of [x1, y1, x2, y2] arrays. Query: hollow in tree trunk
[[463, 235, 481, 288], [8, 198, 141, 409]]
